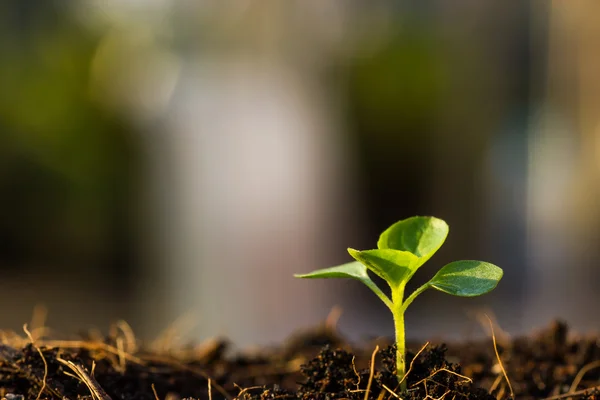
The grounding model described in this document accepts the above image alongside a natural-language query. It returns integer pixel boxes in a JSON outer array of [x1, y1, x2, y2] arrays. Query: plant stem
[[391, 287, 407, 392], [393, 308, 407, 392], [363, 280, 393, 311], [391, 283, 430, 392], [401, 283, 430, 314]]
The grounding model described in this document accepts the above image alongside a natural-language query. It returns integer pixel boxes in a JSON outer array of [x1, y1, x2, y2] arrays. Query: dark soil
[[1, 320, 599, 400]]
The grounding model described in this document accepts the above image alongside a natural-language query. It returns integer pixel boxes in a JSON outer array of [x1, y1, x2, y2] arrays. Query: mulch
[[1, 319, 599, 399]]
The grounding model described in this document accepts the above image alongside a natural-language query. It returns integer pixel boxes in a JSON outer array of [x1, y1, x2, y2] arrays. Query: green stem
[[401, 283, 430, 314], [393, 306, 407, 392], [364, 280, 393, 311], [391, 287, 407, 392], [391, 283, 430, 392]]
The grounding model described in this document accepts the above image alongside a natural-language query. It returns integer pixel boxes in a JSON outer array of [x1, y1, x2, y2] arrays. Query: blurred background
[[1, 0, 599, 348]]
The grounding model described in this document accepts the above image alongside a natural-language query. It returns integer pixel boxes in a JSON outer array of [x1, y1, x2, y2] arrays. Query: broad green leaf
[[377, 216, 449, 268], [294, 261, 392, 309], [426, 260, 503, 297], [347, 248, 418, 289]]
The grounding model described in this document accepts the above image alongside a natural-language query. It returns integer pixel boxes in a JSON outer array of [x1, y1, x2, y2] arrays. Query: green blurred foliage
[[0, 3, 139, 270], [349, 28, 445, 133]]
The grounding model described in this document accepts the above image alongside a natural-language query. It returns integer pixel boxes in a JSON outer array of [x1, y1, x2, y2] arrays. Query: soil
[[1, 320, 599, 400]]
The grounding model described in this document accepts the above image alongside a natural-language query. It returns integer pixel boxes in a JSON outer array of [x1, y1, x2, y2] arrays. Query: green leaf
[[377, 216, 449, 267], [294, 261, 371, 281], [347, 248, 418, 289], [294, 261, 392, 309], [426, 260, 503, 297]]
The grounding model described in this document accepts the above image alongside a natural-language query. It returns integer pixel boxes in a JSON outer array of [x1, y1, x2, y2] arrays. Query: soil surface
[[0, 320, 599, 399]]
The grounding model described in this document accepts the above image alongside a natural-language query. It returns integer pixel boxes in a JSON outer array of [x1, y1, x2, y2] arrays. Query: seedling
[[294, 216, 502, 391]]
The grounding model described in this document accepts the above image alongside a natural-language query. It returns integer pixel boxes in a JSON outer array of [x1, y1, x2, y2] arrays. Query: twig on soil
[[365, 345, 379, 400], [569, 360, 600, 393], [57, 357, 112, 400], [208, 378, 213, 400], [22, 324, 47, 400], [486, 314, 514, 399]]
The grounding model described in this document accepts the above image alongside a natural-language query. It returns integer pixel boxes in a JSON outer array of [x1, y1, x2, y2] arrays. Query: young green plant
[[294, 216, 503, 391]]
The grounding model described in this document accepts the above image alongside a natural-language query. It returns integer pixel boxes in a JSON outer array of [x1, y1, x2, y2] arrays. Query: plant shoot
[[294, 216, 503, 391]]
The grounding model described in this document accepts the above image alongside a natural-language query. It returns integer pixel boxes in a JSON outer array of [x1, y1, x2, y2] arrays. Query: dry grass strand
[[151, 313, 197, 354], [364, 345, 379, 400], [542, 384, 600, 400], [109, 320, 138, 354], [488, 374, 503, 393], [351, 355, 361, 390], [399, 341, 430, 387], [151, 383, 160, 400], [23, 324, 48, 400], [414, 367, 472, 389], [41, 339, 145, 365], [485, 314, 514, 399], [57, 357, 112, 400], [233, 384, 263, 397], [472, 309, 510, 346], [116, 336, 127, 373], [28, 305, 50, 342], [495, 383, 505, 400], [381, 383, 400, 399], [568, 360, 600, 393]]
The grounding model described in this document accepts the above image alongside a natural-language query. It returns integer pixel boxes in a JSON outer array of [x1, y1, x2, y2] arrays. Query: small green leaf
[[347, 248, 418, 289], [377, 216, 449, 268], [294, 261, 392, 309], [294, 261, 371, 281], [426, 260, 503, 297]]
